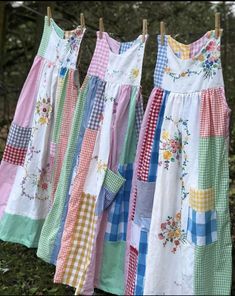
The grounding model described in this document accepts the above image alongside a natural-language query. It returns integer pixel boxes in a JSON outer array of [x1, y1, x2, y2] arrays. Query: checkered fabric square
[[187, 207, 217, 246], [200, 87, 230, 137], [154, 36, 168, 87], [189, 187, 215, 212], [105, 164, 133, 241], [87, 81, 106, 130], [55, 192, 97, 290], [3, 145, 27, 166], [135, 95, 144, 140], [168, 35, 190, 60], [7, 122, 31, 148], [148, 90, 168, 181], [119, 41, 135, 54], [190, 32, 209, 58], [125, 245, 138, 295], [138, 88, 164, 182], [88, 36, 119, 80], [135, 230, 148, 296], [103, 168, 126, 193]]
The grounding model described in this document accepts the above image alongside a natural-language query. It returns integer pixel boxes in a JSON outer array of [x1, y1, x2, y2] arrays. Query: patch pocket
[[187, 187, 217, 246], [134, 180, 156, 231], [2, 123, 31, 166], [96, 169, 126, 214]]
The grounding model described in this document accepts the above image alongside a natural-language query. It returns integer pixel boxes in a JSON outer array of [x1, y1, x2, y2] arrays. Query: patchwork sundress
[[127, 30, 232, 295], [37, 33, 114, 265], [52, 32, 147, 295], [0, 17, 85, 248]]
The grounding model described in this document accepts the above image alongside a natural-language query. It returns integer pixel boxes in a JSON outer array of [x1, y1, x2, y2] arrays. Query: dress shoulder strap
[[153, 35, 168, 88]]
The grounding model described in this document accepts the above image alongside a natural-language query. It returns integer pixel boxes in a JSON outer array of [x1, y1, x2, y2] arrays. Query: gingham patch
[[119, 41, 135, 54], [200, 87, 230, 137], [54, 192, 97, 291], [168, 35, 190, 60], [138, 88, 164, 182], [2, 145, 27, 166], [135, 94, 144, 139], [87, 81, 106, 130], [105, 164, 133, 241], [103, 169, 126, 193], [190, 31, 210, 58], [125, 245, 138, 295], [88, 33, 120, 80], [189, 187, 215, 212], [135, 230, 148, 296], [154, 36, 168, 87], [187, 207, 217, 246], [6, 122, 31, 148]]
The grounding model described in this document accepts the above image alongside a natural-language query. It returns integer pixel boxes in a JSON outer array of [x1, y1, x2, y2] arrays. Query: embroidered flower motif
[[97, 160, 107, 173], [36, 96, 52, 125], [131, 68, 139, 78], [158, 212, 187, 254], [165, 33, 221, 81], [159, 116, 190, 200], [21, 163, 51, 200]]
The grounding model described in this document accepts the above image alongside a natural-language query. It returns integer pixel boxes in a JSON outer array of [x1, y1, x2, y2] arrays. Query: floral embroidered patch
[[158, 212, 187, 254], [36, 96, 52, 125], [158, 116, 190, 200]]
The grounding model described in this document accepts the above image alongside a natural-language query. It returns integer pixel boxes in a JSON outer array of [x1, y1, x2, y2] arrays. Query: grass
[[0, 241, 112, 295]]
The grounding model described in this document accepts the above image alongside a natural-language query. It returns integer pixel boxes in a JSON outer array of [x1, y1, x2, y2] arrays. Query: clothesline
[[15, 3, 235, 40]]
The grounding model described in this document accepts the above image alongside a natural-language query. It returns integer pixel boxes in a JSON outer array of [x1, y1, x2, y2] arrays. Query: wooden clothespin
[[215, 12, 221, 38], [142, 19, 148, 43], [80, 13, 85, 29], [47, 6, 52, 26], [160, 21, 165, 45], [99, 18, 104, 39]]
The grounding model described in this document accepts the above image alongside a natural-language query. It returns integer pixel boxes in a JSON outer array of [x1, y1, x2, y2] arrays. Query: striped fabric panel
[[194, 86, 232, 294], [36, 76, 90, 264], [54, 128, 98, 286], [51, 69, 78, 199], [138, 88, 164, 182], [55, 193, 97, 291]]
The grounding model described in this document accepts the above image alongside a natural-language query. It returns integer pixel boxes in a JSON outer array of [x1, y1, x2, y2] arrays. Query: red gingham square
[[200, 87, 230, 137], [3, 144, 27, 166], [125, 246, 138, 295], [138, 88, 163, 181]]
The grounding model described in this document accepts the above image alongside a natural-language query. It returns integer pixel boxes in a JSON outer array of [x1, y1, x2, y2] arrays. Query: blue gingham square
[[135, 95, 144, 139], [154, 35, 168, 88], [119, 41, 135, 54], [105, 163, 133, 241], [7, 122, 32, 149], [187, 207, 217, 246], [135, 230, 148, 295], [88, 80, 106, 130]]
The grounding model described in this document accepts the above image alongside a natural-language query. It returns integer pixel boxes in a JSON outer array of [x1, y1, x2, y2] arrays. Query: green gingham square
[[194, 137, 232, 295], [104, 169, 126, 194]]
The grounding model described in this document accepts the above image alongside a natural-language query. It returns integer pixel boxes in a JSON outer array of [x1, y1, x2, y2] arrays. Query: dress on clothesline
[[51, 31, 147, 296], [125, 30, 232, 295], [0, 17, 85, 247]]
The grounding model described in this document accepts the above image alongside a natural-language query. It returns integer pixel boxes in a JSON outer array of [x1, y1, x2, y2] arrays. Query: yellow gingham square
[[168, 36, 190, 60], [189, 187, 215, 212], [62, 192, 97, 290]]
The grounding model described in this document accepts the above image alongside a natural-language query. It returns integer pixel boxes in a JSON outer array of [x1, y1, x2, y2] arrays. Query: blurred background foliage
[[0, 1, 234, 295]]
